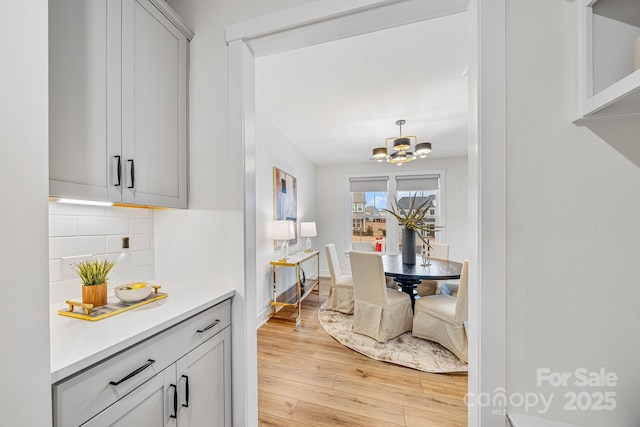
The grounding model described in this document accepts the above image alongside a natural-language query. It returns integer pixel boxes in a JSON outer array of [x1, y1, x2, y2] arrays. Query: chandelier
[[371, 119, 432, 165]]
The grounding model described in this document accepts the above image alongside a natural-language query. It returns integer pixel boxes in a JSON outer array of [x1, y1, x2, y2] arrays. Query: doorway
[[227, 1, 506, 426]]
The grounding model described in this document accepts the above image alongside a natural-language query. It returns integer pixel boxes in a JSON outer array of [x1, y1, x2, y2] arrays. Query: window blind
[[349, 176, 389, 192], [395, 174, 439, 191]]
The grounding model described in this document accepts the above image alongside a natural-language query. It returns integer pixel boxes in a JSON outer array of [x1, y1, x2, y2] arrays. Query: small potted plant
[[72, 258, 116, 307]]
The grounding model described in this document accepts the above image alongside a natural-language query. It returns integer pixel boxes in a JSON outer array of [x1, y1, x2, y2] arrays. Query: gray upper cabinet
[[49, 0, 192, 208]]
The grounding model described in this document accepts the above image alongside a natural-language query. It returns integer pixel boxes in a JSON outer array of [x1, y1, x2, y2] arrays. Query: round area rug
[[318, 302, 468, 373]]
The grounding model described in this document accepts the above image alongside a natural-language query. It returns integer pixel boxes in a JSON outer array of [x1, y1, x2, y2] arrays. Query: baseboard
[[256, 308, 270, 329], [508, 413, 582, 427]]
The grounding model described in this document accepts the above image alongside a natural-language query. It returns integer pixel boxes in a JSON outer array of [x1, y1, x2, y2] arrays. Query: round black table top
[[381, 254, 463, 281]]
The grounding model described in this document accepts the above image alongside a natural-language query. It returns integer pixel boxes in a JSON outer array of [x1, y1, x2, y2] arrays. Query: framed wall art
[[273, 167, 297, 245]]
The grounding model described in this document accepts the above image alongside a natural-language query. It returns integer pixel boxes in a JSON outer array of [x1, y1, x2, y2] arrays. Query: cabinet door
[[49, 0, 123, 203], [177, 328, 231, 427], [81, 364, 177, 427], [122, 0, 188, 208]]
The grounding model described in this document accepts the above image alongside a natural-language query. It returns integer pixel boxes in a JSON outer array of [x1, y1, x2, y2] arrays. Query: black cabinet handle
[[114, 155, 122, 187], [127, 159, 135, 189], [182, 375, 189, 408], [170, 384, 177, 419], [109, 359, 155, 386], [197, 319, 220, 333]]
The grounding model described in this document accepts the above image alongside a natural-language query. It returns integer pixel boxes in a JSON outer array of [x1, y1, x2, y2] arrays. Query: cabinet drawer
[[53, 299, 230, 427]]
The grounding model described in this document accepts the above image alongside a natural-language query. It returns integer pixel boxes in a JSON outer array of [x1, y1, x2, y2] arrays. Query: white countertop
[[50, 281, 235, 384]]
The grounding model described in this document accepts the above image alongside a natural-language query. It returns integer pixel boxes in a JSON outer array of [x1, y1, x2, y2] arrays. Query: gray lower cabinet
[[53, 300, 231, 427]]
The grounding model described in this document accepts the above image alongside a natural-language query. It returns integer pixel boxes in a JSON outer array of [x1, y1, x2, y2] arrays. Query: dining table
[[381, 254, 463, 309]]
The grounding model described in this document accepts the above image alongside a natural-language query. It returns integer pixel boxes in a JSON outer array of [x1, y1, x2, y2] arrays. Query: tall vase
[[402, 228, 416, 265]]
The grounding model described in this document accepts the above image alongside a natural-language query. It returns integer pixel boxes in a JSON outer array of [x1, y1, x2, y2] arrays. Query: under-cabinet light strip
[[56, 198, 114, 207]]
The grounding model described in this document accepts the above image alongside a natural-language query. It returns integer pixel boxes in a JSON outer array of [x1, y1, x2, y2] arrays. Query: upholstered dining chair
[[325, 243, 354, 314], [352, 241, 374, 251], [412, 260, 468, 362], [416, 243, 449, 297], [349, 251, 413, 343], [348, 242, 397, 289]]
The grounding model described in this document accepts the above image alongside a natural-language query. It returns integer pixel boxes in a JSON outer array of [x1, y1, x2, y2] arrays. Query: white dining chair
[[324, 243, 354, 314], [352, 241, 374, 251], [349, 251, 413, 343], [412, 260, 468, 362], [416, 243, 449, 297], [349, 241, 397, 289]]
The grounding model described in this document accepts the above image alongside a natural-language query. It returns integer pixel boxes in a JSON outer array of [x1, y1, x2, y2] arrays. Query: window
[[347, 173, 443, 254], [396, 174, 441, 255], [349, 177, 388, 249]]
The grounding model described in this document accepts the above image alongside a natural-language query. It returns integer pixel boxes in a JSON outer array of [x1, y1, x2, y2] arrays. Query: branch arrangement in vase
[[384, 193, 444, 248]]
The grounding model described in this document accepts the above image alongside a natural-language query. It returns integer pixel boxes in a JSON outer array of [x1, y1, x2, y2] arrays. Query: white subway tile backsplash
[[48, 202, 156, 303], [131, 218, 154, 234], [50, 236, 106, 259], [61, 255, 99, 279], [130, 234, 151, 251], [49, 215, 77, 237], [49, 203, 107, 217], [135, 265, 155, 282], [78, 216, 130, 236], [106, 235, 126, 254], [105, 234, 150, 253], [49, 259, 63, 282], [107, 206, 151, 218], [133, 249, 154, 267], [50, 278, 82, 304]]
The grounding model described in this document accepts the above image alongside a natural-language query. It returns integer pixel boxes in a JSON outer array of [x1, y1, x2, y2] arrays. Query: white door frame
[[226, 1, 506, 425]]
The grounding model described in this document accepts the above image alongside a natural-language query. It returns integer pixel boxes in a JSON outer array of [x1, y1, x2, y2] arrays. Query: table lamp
[[300, 222, 317, 252], [272, 220, 295, 260], [300, 222, 318, 252]]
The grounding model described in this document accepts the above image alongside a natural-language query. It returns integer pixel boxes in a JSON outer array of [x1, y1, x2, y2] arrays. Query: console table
[[269, 251, 320, 325]]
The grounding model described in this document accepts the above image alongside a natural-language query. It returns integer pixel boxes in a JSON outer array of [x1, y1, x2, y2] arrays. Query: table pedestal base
[[394, 278, 422, 310]]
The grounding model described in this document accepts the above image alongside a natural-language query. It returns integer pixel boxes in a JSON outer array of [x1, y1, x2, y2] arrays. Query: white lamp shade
[[272, 220, 295, 240], [300, 222, 317, 237]]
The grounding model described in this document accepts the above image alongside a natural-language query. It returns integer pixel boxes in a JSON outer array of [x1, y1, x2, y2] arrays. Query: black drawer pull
[[170, 384, 177, 419], [182, 375, 189, 408], [109, 359, 155, 386], [197, 319, 220, 333]]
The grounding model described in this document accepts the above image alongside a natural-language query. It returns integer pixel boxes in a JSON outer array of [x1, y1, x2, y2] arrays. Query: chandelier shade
[[392, 137, 411, 151], [370, 119, 433, 165], [415, 142, 432, 157]]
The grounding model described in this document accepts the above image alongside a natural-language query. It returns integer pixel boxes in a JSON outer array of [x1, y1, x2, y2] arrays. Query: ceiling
[[255, 11, 470, 167]]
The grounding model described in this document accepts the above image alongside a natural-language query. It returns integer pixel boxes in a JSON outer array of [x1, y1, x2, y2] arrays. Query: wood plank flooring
[[258, 278, 468, 426]]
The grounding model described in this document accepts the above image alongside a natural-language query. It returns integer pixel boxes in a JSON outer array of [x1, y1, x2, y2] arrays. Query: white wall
[[159, 0, 314, 282], [506, 1, 640, 426], [0, 1, 51, 425], [48, 203, 155, 303], [317, 157, 469, 275], [161, 2, 313, 426], [255, 112, 317, 324], [159, 0, 314, 284]]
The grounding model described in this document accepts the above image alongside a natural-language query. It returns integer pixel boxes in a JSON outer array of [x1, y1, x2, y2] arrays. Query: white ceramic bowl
[[114, 283, 153, 303]]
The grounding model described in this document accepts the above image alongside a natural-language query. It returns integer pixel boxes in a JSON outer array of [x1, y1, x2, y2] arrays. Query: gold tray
[[58, 286, 168, 322]]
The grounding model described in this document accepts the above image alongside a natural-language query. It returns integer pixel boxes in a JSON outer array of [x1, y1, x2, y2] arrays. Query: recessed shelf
[[576, 0, 640, 123]]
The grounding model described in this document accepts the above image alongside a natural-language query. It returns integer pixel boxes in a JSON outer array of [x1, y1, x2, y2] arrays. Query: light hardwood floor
[[258, 278, 468, 426]]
